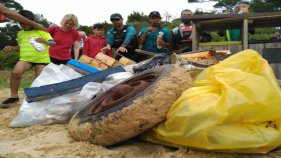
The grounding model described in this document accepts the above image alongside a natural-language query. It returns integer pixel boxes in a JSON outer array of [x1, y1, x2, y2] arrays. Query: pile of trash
[[10, 49, 281, 154]]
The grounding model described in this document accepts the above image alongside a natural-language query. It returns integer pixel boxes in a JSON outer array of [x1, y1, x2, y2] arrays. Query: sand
[[1, 89, 281, 158]]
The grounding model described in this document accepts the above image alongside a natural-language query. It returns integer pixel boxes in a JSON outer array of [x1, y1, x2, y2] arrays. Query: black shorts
[[24, 61, 48, 67], [50, 57, 69, 65], [31, 62, 49, 66]]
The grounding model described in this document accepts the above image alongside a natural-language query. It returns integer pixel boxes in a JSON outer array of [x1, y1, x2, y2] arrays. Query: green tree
[[162, 10, 173, 22], [168, 18, 181, 30], [35, 14, 55, 28], [0, 51, 19, 69], [0, 24, 20, 49], [266, 0, 281, 9], [128, 21, 149, 33], [79, 22, 113, 36], [78, 25, 92, 36], [250, 27, 276, 40], [0, 0, 23, 10], [127, 11, 148, 23], [251, 0, 280, 12], [100, 21, 113, 33]]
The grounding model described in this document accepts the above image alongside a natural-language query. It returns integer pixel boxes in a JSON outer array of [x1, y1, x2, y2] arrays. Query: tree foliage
[[128, 21, 149, 33], [0, 0, 280, 68], [127, 11, 148, 23], [0, 51, 19, 69], [35, 14, 55, 28], [0, 0, 23, 10], [251, 0, 280, 12], [0, 24, 20, 49], [162, 10, 173, 22]]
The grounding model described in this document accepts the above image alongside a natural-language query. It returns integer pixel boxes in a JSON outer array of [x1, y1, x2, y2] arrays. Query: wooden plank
[[190, 12, 281, 51], [201, 44, 281, 55], [199, 46, 228, 51], [191, 13, 281, 31], [67, 59, 101, 75], [135, 49, 157, 56], [192, 23, 198, 51], [199, 41, 241, 47], [249, 40, 281, 44], [199, 46, 213, 50], [182, 12, 281, 22], [243, 19, 248, 50], [24, 66, 126, 103]]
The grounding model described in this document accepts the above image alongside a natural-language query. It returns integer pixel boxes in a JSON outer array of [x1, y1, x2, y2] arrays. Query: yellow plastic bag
[[143, 49, 281, 153]]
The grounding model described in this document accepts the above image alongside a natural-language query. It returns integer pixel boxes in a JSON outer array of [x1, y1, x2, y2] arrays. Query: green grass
[[0, 69, 34, 90]]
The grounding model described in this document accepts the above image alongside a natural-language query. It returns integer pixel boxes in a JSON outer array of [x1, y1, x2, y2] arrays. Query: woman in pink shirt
[[83, 23, 112, 58], [48, 14, 81, 65]]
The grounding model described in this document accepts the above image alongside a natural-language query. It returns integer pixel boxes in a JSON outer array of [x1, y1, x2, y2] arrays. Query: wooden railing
[[181, 12, 281, 52]]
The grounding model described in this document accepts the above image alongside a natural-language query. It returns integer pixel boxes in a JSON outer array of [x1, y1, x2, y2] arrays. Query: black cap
[[149, 11, 161, 19], [18, 10, 35, 21], [110, 13, 122, 20]]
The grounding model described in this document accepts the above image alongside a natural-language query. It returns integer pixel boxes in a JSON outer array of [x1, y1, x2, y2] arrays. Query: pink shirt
[[48, 26, 81, 60], [83, 35, 112, 58]]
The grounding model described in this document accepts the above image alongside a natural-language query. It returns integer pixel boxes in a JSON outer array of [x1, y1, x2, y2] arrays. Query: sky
[[13, 0, 217, 26]]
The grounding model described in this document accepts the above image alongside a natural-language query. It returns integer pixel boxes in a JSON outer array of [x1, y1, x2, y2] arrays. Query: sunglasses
[[110, 18, 120, 22]]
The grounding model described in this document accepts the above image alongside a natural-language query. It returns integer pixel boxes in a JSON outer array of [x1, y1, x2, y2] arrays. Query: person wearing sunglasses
[[102, 13, 138, 61]]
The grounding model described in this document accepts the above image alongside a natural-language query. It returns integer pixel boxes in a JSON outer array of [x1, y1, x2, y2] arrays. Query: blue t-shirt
[[138, 27, 171, 54]]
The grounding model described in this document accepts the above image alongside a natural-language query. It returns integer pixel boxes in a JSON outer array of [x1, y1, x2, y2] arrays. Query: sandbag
[[143, 49, 281, 153]]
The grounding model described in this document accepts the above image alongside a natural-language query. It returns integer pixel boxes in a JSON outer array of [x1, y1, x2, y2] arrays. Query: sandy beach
[[1, 89, 281, 158]]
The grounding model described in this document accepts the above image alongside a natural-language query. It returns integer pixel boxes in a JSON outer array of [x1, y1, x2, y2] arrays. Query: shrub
[[0, 51, 19, 69]]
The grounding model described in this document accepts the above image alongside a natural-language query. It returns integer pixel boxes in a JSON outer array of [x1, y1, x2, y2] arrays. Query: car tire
[[68, 65, 193, 146]]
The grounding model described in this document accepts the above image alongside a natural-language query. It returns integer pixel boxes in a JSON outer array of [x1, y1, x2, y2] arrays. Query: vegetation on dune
[[0, 68, 33, 89]]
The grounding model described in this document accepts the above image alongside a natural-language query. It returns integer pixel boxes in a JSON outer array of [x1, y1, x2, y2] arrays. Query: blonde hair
[[60, 14, 79, 29]]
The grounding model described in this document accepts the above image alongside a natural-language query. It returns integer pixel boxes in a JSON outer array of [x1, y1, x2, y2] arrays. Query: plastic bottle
[[157, 31, 164, 49], [28, 37, 45, 52]]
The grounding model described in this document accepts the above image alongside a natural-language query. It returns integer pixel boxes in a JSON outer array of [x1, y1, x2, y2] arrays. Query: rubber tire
[[68, 65, 193, 146]]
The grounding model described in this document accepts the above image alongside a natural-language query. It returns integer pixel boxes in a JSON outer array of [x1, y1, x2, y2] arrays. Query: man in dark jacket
[[171, 9, 212, 53], [102, 13, 138, 61]]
